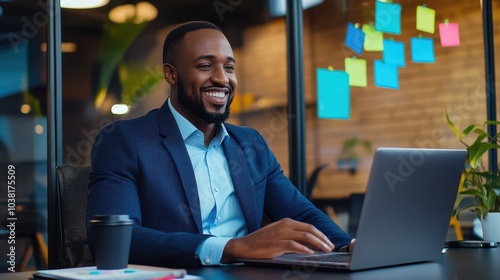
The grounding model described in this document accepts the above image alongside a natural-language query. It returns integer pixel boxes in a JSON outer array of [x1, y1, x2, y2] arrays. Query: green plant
[[446, 111, 500, 219], [338, 136, 372, 160], [336, 137, 372, 174]]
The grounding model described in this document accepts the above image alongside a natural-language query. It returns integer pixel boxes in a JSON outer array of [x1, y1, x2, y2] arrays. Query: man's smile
[[202, 88, 230, 106]]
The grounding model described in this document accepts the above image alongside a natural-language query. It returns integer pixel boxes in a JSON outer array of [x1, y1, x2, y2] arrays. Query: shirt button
[[204, 257, 210, 264], [214, 187, 219, 193]]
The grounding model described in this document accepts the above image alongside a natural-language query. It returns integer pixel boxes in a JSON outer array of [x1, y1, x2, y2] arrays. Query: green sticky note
[[345, 57, 367, 87], [416, 5, 436, 34], [362, 24, 384, 51]]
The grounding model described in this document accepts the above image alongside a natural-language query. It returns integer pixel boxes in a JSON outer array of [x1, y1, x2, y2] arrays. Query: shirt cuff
[[195, 237, 232, 265]]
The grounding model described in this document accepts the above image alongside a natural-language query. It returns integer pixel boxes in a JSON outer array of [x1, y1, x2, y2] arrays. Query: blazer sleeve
[[252, 130, 353, 249], [86, 122, 210, 267]]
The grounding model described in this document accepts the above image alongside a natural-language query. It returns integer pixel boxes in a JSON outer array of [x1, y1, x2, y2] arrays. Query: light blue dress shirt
[[168, 99, 247, 265]]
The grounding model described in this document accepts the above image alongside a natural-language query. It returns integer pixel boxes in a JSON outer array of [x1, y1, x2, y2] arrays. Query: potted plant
[[336, 136, 372, 174], [446, 111, 500, 241]]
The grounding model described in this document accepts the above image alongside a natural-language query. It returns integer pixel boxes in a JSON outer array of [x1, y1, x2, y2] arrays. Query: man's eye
[[198, 64, 211, 69], [225, 65, 235, 72]]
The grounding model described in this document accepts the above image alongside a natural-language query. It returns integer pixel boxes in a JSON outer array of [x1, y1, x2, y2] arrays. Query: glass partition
[[0, 0, 48, 272]]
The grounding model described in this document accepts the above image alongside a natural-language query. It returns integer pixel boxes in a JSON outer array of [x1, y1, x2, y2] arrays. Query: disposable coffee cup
[[90, 214, 133, 270]]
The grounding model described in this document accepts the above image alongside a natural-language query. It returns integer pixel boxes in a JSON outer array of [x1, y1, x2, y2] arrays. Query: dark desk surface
[[2, 247, 499, 279]]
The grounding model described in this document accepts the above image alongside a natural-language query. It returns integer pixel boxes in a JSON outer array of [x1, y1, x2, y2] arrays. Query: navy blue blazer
[[86, 100, 351, 267]]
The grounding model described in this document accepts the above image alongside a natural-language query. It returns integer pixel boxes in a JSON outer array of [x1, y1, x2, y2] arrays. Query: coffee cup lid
[[90, 214, 133, 225]]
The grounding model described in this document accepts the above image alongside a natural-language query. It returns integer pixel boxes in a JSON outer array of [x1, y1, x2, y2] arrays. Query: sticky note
[[362, 24, 384, 51], [416, 5, 436, 34], [374, 60, 399, 89], [411, 37, 435, 63], [316, 68, 350, 119], [375, 1, 402, 35], [439, 22, 460, 47], [383, 39, 405, 67], [344, 23, 365, 55], [345, 57, 367, 87]]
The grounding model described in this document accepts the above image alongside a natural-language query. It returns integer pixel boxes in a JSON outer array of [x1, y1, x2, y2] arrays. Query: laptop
[[238, 147, 467, 271]]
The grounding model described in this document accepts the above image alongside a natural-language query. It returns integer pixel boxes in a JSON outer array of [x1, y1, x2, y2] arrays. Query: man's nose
[[211, 66, 229, 85]]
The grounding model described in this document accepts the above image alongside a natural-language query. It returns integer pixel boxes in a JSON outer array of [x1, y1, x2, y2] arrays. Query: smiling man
[[86, 21, 354, 268]]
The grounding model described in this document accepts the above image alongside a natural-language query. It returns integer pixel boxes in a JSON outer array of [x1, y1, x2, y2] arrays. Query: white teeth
[[205, 91, 225, 98]]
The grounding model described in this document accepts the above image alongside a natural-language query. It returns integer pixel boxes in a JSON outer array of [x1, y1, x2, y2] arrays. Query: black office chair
[[305, 163, 330, 200], [56, 165, 94, 268], [305, 164, 343, 224]]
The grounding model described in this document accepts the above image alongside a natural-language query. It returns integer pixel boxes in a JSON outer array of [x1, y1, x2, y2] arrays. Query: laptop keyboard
[[298, 253, 351, 263]]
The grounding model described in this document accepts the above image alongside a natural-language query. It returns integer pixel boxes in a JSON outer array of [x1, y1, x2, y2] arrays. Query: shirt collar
[[167, 97, 229, 144]]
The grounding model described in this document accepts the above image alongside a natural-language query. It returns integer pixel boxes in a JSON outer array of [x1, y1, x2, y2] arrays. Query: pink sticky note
[[439, 22, 460, 47]]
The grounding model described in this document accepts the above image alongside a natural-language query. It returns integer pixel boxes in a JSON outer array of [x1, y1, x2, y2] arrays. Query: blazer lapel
[[223, 139, 260, 232], [157, 101, 203, 233]]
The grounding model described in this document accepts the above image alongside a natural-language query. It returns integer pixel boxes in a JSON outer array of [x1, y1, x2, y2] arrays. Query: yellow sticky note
[[345, 57, 367, 87], [362, 24, 384, 51], [416, 5, 436, 34]]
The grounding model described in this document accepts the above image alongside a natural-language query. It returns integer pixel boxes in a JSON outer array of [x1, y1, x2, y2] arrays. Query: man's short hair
[[163, 21, 222, 65]]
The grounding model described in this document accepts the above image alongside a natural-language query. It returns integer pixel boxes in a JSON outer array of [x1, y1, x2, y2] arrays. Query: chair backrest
[[56, 165, 93, 268], [305, 163, 329, 200]]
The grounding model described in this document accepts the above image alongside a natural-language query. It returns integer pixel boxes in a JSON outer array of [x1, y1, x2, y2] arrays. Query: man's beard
[[177, 76, 232, 125]]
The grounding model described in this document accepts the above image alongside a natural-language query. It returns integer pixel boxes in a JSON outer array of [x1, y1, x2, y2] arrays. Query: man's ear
[[163, 63, 177, 85]]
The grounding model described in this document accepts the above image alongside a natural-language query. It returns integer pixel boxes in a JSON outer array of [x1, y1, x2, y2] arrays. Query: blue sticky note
[[411, 37, 435, 63], [374, 60, 399, 89], [375, 1, 402, 35], [344, 23, 365, 55], [316, 68, 350, 119], [383, 39, 405, 67]]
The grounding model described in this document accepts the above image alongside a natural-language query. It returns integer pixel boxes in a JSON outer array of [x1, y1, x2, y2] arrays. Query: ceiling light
[[135, 2, 158, 23], [108, 1, 158, 24], [269, 0, 323, 17], [61, 0, 109, 9], [108, 4, 135, 23]]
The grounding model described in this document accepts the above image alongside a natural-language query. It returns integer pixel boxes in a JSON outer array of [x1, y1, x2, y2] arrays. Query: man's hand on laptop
[[221, 218, 335, 263], [338, 238, 356, 253]]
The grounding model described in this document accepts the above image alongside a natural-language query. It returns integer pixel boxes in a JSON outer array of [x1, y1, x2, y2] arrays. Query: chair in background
[[305, 164, 329, 200], [56, 165, 94, 268], [306, 164, 342, 225]]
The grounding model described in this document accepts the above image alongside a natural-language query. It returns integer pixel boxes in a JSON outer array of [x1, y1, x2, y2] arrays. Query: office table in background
[[1, 247, 499, 279]]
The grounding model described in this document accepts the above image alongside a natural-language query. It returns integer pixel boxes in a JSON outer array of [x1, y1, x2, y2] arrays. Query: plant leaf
[[460, 189, 483, 197], [118, 61, 163, 106], [445, 110, 461, 139], [487, 190, 497, 211], [95, 19, 149, 108], [462, 124, 479, 137]]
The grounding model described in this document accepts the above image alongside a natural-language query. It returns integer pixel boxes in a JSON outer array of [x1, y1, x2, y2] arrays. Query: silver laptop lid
[[350, 147, 466, 270]]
